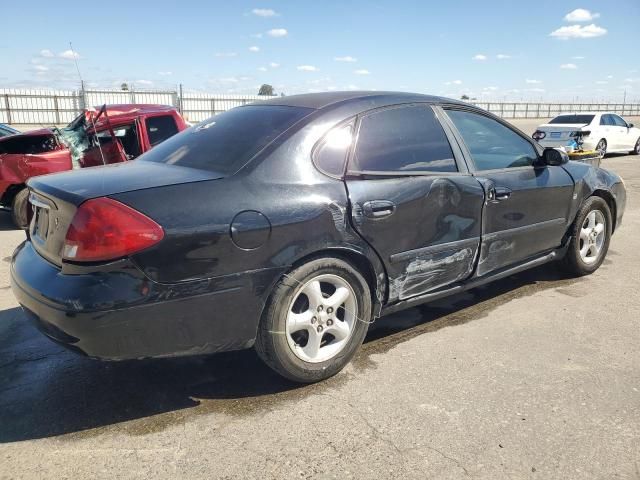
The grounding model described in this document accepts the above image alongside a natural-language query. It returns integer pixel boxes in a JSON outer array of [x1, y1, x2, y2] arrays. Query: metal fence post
[[3, 94, 11, 124], [53, 95, 60, 124], [210, 98, 216, 116]]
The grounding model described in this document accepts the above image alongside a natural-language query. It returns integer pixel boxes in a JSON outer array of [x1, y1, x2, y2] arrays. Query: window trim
[[440, 104, 543, 174], [345, 102, 468, 178]]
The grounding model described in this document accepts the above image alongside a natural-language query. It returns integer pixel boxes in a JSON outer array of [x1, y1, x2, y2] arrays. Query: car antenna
[[69, 41, 106, 166]]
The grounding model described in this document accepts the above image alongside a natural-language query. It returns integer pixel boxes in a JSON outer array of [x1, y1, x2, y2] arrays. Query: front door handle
[[488, 187, 512, 202], [362, 200, 396, 218]]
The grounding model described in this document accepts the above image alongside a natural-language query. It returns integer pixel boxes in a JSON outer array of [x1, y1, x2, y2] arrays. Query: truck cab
[[0, 104, 187, 226]]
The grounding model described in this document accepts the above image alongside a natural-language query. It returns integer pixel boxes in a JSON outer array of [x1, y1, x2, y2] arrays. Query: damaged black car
[[10, 92, 626, 383]]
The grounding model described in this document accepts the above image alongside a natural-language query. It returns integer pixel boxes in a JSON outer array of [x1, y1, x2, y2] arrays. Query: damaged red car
[[0, 104, 187, 226]]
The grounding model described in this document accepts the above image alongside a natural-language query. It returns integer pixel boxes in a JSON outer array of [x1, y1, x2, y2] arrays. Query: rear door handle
[[362, 200, 396, 218]]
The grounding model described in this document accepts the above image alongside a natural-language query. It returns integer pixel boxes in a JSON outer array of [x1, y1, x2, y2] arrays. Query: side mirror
[[628, 123, 634, 128], [542, 147, 569, 166]]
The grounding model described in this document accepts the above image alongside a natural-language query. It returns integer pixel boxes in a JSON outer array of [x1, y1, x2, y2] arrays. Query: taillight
[[63, 197, 164, 262], [570, 130, 590, 137], [532, 130, 546, 140]]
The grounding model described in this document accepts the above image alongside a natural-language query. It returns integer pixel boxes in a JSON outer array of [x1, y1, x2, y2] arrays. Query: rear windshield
[[549, 115, 594, 125], [140, 105, 312, 174], [0, 134, 57, 154]]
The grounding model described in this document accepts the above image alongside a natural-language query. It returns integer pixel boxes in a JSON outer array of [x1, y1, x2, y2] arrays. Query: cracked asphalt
[[0, 120, 639, 479]]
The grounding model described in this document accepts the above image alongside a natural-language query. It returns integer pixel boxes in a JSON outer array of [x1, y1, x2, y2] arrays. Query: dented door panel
[[475, 166, 574, 276], [347, 175, 485, 302]]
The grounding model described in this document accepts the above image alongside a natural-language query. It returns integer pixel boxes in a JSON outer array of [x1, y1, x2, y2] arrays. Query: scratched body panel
[[347, 175, 484, 302]]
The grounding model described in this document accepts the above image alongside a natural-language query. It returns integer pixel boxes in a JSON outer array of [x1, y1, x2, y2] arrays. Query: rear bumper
[[10, 241, 285, 360], [537, 138, 598, 151]]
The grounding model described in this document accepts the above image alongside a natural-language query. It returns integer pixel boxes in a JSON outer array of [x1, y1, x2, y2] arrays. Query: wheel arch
[[281, 247, 387, 319], [0, 183, 26, 207], [591, 189, 617, 233]]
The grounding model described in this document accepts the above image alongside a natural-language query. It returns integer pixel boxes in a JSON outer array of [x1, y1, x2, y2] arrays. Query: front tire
[[255, 257, 372, 383], [631, 137, 640, 155], [11, 188, 30, 229], [559, 196, 612, 276]]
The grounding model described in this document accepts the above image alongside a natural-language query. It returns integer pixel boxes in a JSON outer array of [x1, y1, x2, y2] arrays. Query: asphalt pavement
[[0, 129, 638, 479]]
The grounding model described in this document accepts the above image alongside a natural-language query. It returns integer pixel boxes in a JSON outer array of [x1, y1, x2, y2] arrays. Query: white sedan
[[533, 112, 640, 156]]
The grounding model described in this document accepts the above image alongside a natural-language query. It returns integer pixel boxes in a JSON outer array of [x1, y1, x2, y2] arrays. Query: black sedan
[[10, 92, 626, 383]]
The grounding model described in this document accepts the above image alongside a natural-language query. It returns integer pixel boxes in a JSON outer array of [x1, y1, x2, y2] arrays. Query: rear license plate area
[[31, 206, 50, 242]]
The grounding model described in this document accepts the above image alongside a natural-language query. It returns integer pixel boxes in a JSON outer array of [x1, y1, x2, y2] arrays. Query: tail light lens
[[570, 130, 590, 137], [532, 130, 546, 140], [63, 197, 164, 262]]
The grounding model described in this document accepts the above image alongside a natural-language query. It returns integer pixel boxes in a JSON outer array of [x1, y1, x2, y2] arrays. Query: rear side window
[[446, 109, 537, 171], [351, 105, 457, 173], [141, 105, 312, 175], [0, 134, 57, 154], [550, 115, 595, 125], [146, 115, 179, 147], [313, 124, 353, 177]]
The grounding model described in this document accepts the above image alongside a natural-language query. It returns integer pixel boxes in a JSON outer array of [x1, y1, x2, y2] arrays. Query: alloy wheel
[[635, 138, 640, 155], [579, 210, 606, 265], [285, 274, 358, 363], [596, 139, 607, 158]]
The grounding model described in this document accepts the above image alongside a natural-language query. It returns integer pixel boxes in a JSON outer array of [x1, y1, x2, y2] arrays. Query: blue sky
[[1, 0, 638, 102]]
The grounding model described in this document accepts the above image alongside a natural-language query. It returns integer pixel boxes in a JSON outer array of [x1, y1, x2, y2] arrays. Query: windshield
[[549, 114, 594, 125], [140, 105, 313, 174]]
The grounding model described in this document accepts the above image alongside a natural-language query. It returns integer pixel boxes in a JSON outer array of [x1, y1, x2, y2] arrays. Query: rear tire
[[255, 256, 372, 383], [559, 196, 612, 277], [11, 188, 30, 229], [596, 138, 607, 158]]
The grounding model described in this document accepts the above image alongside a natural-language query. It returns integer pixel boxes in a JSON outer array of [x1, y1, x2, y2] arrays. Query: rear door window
[[351, 104, 457, 173], [145, 115, 179, 147], [141, 105, 312, 175], [600, 115, 614, 126]]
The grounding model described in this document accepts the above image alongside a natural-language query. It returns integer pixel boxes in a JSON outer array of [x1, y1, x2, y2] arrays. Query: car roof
[[255, 91, 466, 110], [89, 104, 176, 124], [553, 112, 605, 116]]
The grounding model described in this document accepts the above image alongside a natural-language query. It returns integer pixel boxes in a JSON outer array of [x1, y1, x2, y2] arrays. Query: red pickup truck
[[0, 104, 187, 226]]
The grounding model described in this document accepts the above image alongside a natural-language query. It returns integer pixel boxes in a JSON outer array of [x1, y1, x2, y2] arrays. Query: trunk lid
[[27, 161, 223, 266], [536, 123, 590, 142]]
